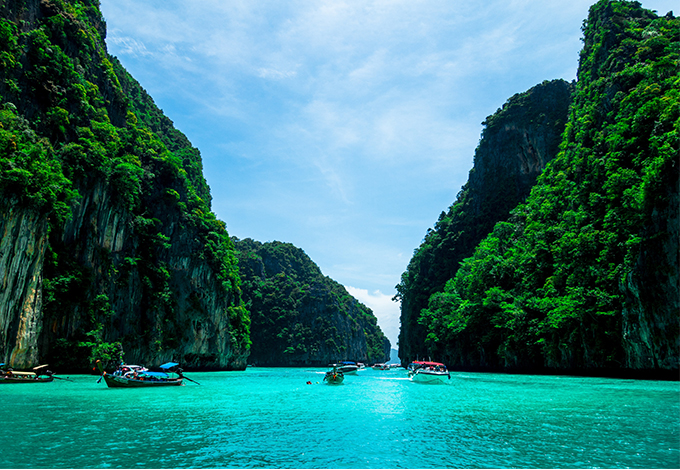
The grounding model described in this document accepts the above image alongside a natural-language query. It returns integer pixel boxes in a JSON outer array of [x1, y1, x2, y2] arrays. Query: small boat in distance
[[323, 365, 344, 385], [97, 361, 184, 388], [372, 363, 389, 370], [407, 361, 450, 384], [336, 361, 359, 374], [0, 364, 55, 383]]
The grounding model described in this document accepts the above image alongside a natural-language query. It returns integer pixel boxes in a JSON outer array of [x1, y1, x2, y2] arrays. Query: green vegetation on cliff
[[409, 1, 679, 374], [235, 238, 390, 366], [395, 79, 574, 363], [0, 0, 248, 370]]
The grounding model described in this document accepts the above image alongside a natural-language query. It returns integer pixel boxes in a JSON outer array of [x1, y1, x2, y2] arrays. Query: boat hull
[[103, 374, 183, 388], [0, 376, 53, 383], [409, 371, 450, 384], [323, 372, 344, 385]]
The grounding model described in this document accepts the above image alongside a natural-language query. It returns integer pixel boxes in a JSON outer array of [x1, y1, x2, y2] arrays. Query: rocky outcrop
[[467, 80, 574, 219], [37, 179, 248, 371], [621, 178, 679, 370], [399, 1, 678, 378], [396, 79, 574, 364], [0, 0, 248, 371], [235, 238, 391, 366], [0, 201, 48, 368]]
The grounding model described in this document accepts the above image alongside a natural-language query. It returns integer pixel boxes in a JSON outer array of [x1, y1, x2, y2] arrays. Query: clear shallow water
[[2, 368, 678, 468]]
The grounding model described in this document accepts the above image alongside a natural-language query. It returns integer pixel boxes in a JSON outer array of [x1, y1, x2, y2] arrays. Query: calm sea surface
[[2, 367, 678, 468]]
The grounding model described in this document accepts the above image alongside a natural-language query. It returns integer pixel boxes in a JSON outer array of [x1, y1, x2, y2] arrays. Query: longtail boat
[[0, 364, 55, 383], [323, 364, 344, 385], [97, 361, 185, 388]]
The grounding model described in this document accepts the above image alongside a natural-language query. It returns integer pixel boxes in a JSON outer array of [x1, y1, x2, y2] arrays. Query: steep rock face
[[0, 201, 48, 368], [396, 79, 573, 363], [0, 0, 249, 371], [39, 179, 248, 371], [621, 155, 679, 370], [235, 238, 390, 366], [468, 80, 575, 218]]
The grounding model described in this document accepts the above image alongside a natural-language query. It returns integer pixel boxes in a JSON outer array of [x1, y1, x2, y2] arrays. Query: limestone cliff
[[396, 79, 574, 363], [401, 1, 678, 378], [235, 238, 391, 366], [0, 200, 48, 368], [0, 0, 249, 371]]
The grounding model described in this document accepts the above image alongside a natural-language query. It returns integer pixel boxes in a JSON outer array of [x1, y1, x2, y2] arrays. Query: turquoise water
[[2, 367, 678, 468]]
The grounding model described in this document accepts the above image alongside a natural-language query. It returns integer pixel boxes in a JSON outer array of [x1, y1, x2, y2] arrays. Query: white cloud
[[345, 286, 400, 348], [257, 67, 297, 80], [105, 34, 150, 56]]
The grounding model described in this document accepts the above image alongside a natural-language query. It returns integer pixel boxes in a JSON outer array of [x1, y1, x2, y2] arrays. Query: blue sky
[[99, 0, 676, 348]]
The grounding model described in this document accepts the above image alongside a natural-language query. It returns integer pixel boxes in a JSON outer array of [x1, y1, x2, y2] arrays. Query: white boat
[[407, 361, 450, 384], [336, 361, 359, 374], [372, 363, 389, 370]]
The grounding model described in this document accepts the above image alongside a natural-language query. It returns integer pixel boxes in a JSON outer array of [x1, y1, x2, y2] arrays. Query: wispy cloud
[[105, 34, 150, 56]]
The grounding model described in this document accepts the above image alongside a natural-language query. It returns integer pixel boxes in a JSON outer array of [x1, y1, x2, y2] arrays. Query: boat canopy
[[142, 371, 169, 377], [159, 362, 179, 369], [340, 361, 356, 365]]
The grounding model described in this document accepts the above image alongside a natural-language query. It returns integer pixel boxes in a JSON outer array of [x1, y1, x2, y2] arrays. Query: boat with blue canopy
[[97, 360, 185, 388]]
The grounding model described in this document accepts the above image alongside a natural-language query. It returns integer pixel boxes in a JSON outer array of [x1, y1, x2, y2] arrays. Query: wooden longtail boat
[[97, 361, 185, 388], [323, 365, 344, 385], [0, 364, 55, 383]]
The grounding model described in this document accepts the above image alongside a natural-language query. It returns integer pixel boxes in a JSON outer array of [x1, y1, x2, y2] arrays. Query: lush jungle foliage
[[235, 238, 390, 365], [413, 1, 678, 372], [395, 79, 573, 362], [0, 0, 247, 369]]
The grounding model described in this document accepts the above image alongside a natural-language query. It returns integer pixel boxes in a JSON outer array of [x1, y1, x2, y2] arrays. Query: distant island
[[234, 238, 390, 366]]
